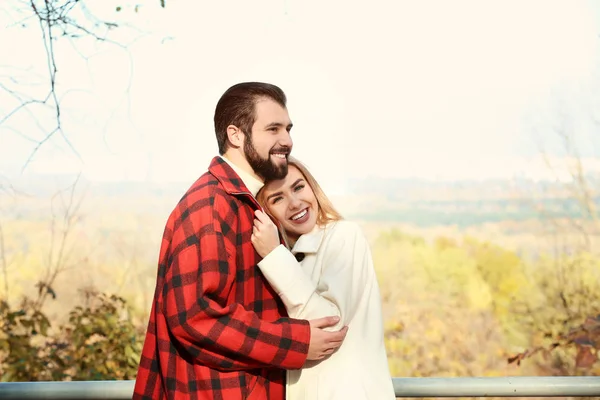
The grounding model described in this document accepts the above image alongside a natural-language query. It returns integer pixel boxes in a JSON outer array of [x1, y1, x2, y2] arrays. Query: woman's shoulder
[[324, 219, 367, 241], [321, 220, 373, 263]]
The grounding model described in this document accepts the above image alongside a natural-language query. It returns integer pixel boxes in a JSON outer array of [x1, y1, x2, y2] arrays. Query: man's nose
[[280, 131, 293, 148]]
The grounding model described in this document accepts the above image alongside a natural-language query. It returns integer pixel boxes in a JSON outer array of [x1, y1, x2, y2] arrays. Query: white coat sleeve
[[257, 223, 373, 331]]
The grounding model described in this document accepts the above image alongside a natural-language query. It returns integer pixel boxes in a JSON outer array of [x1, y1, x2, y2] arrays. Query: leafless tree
[[31, 173, 92, 311], [0, 175, 17, 300], [0, 223, 8, 300], [510, 82, 600, 376], [0, 0, 165, 170]]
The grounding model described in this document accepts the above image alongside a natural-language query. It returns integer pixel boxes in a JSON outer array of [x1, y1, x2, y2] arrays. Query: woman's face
[[261, 165, 319, 242]]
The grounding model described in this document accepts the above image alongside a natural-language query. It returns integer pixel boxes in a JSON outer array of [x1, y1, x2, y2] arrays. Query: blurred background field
[[2, 173, 599, 390]]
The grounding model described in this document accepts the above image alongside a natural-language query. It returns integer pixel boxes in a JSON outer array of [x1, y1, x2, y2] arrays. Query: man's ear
[[226, 125, 244, 149]]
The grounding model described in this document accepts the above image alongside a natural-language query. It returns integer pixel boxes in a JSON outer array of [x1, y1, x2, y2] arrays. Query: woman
[[251, 157, 395, 400]]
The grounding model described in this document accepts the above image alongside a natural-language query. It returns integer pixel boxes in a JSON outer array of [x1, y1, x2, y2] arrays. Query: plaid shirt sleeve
[[161, 190, 310, 371]]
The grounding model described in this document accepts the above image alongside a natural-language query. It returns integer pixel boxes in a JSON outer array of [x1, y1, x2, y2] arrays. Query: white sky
[[1, 0, 600, 193]]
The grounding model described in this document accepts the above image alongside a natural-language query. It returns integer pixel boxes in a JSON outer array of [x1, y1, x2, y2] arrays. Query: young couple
[[133, 82, 395, 399]]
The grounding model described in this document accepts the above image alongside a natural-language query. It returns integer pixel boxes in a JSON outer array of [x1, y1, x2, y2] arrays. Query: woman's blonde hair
[[256, 156, 343, 245]]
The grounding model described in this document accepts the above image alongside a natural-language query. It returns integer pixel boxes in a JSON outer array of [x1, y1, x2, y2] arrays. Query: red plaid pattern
[[133, 156, 311, 400]]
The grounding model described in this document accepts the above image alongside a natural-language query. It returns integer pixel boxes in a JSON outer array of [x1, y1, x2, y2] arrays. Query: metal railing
[[0, 376, 599, 398]]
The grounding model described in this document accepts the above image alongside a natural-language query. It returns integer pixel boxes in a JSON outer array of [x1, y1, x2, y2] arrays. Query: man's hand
[[251, 210, 281, 258], [306, 316, 348, 361]]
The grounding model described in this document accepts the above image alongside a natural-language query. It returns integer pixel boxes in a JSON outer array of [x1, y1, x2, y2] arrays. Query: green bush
[[0, 291, 143, 381]]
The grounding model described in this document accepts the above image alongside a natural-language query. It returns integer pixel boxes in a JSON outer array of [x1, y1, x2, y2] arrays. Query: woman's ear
[[226, 125, 244, 149]]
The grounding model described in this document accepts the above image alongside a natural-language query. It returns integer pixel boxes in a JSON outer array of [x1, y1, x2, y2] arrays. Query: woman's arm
[[255, 220, 374, 332]]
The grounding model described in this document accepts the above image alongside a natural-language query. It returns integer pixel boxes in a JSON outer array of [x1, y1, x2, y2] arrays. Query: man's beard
[[244, 134, 290, 181]]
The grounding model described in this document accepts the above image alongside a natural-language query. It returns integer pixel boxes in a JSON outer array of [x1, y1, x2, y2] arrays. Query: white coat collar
[[290, 224, 327, 255]]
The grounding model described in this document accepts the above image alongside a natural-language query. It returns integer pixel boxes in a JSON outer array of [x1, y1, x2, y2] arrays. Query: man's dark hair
[[214, 82, 287, 154]]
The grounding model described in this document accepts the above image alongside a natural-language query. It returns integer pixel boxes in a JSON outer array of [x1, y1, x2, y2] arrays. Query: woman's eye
[[294, 185, 304, 192], [271, 197, 282, 204]]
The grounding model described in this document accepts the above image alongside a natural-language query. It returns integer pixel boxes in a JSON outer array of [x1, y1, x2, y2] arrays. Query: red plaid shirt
[[133, 156, 311, 400]]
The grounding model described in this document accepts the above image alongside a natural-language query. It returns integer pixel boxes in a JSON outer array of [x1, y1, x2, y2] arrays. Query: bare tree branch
[[15, 0, 80, 171], [1, 0, 163, 171], [0, 175, 18, 302], [32, 172, 88, 310], [0, 223, 8, 300]]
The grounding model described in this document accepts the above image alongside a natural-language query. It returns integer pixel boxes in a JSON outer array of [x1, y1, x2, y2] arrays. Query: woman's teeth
[[291, 209, 307, 220]]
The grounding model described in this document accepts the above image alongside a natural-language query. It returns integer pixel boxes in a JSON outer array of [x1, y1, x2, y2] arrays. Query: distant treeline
[[351, 197, 600, 227]]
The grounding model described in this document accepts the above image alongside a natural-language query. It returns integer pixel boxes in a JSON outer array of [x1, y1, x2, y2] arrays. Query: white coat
[[258, 220, 396, 400]]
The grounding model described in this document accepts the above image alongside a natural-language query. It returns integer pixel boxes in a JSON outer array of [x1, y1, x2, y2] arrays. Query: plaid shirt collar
[[210, 155, 289, 244], [209, 156, 263, 197], [218, 155, 264, 197]]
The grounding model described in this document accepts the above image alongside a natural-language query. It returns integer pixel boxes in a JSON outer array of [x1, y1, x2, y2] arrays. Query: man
[[134, 82, 348, 400]]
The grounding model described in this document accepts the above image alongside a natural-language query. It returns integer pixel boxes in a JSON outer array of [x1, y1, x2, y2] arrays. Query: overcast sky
[[1, 0, 600, 194]]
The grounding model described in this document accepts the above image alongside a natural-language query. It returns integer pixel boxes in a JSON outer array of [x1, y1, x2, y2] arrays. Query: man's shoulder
[[166, 171, 235, 224], [180, 169, 233, 202]]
